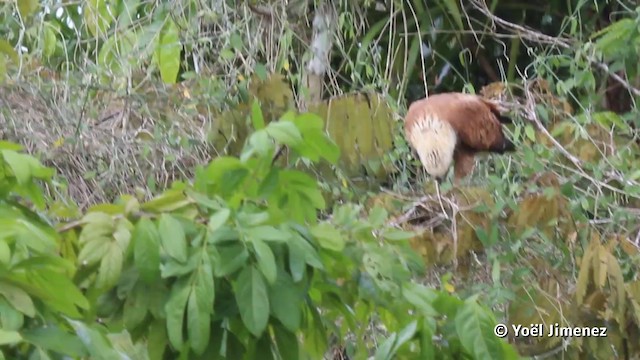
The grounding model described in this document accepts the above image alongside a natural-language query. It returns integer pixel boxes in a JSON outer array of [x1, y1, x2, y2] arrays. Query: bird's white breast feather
[[408, 114, 457, 177]]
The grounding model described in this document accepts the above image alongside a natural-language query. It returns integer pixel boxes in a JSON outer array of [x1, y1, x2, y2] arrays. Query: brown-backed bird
[[404, 92, 515, 184]]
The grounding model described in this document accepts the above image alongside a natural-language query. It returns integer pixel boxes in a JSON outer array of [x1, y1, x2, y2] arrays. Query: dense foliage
[[1, 0, 640, 359]]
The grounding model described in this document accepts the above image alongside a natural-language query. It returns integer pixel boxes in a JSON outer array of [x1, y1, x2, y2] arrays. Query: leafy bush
[[0, 107, 519, 359]]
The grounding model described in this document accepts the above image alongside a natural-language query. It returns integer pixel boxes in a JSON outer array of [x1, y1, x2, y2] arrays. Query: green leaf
[[392, 320, 418, 354], [269, 271, 301, 332], [20, 268, 89, 317], [273, 324, 299, 360], [155, 18, 182, 84], [187, 285, 211, 355], [17, 0, 39, 19], [214, 244, 249, 277], [142, 189, 191, 212], [21, 326, 87, 357], [368, 206, 388, 227], [186, 190, 222, 210], [17, 219, 58, 254], [158, 214, 188, 263], [251, 99, 266, 130], [83, 0, 114, 37], [251, 239, 277, 284], [2, 150, 30, 184], [42, 23, 57, 57], [382, 229, 415, 241], [245, 225, 290, 243], [148, 319, 168, 360], [455, 300, 504, 360], [77, 237, 111, 266], [0, 40, 18, 65], [96, 242, 123, 289], [310, 223, 345, 252], [0, 329, 22, 345], [373, 333, 396, 360], [524, 124, 536, 142], [67, 319, 120, 358], [123, 285, 149, 329], [208, 208, 231, 232], [0, 240, 10, 265], [288, 233, 323, 281], [235, 266, 269, 337], [165, 279, 190, 350], [230, 33, 244, 50], [401, 283, 437, 316], [265, 121, 303, 146], [133, 218, 161, 283], [0, 281, 35, 317]]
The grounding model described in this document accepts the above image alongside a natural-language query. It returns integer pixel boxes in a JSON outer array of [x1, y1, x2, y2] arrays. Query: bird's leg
[[434, 177, 448, 219]]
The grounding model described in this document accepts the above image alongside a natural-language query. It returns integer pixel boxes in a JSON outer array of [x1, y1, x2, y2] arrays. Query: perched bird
[[404, 92, 515, 184]]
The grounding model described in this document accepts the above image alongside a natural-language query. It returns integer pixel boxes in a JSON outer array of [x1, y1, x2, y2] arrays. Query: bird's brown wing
[[429, 93, 512, 153]]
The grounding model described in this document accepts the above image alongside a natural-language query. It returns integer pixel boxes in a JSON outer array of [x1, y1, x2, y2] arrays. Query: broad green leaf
[[1, 150, 30, 184], [382, 229, 415, 241], [133, 218, 161, 283], [158, 214, 188, 263], [251, 239, 277, 284], [288, 233, 323, 281], [18, 268, 89, 316], [269, 271, 301, 331], [141, 189, 191, 212], [185, 190, 222, 210], [236, 211, 269, 227], [0, 281, 35, 317], [116, 0, 141, 28], [273, 324, 299, 360], [194, 256, 215, 310], [391, 320, 418, 354], [187, 287, 211, 355], [165, 280, 190, 349], [265, 121, 303, 146], [0, 240, 9, 265], [524, 124, 536, 142], [234, 266, 269, 337], [0, 40, 19, 64], [95, 242, 123, 289], [17, 0, 39, 19], [148, 319, 167, 360], [401, 283, 437, 316], [0, 329, 22, 345], [251, 99, 265, 130], [244, 130, 272, 159], [21, 326, 87, 357], [67, 319, 120, 358], [77, 237, 111, 266], [123, 286, 149, 329], [455, 300, 504, 360], [42, 23, 57, 57], [214, 244, 249, 276], [155, 18, 181, 84], [17, 219, 58, 254], [245, 225, 290, 243], [208, 208, 231, 232], [84, 0, 114, 37], [368, 206, 388, 227], [230, 32, 243, 50], [373, 333, 396, 360], [419, 317, 436, 359], [0, 298, 23, 331], [310, 223, 345, 252]]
